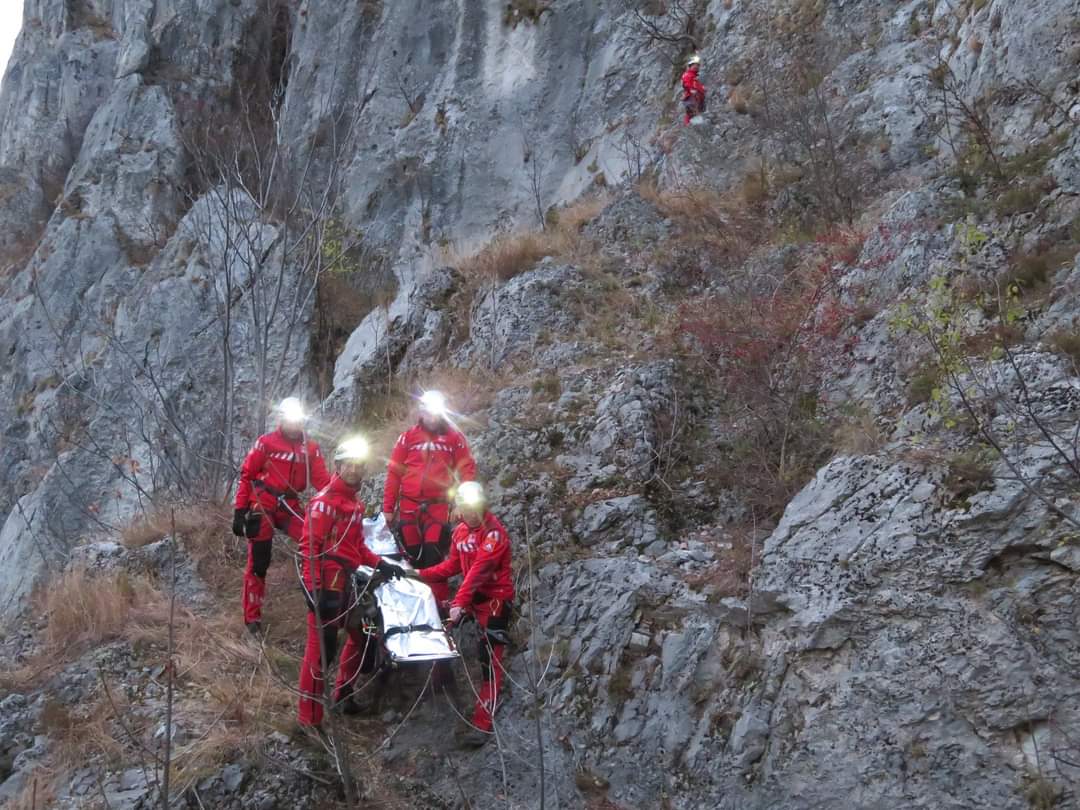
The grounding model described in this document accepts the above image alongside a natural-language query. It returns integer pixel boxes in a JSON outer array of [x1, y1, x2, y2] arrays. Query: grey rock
[[455, 260, 590, 370], [221, 763, 247, 793], [576, 495, 658, 549], [1050, 544, 1080, 572], [729, 701, 771, 771], [1, 0, 1080, 808]]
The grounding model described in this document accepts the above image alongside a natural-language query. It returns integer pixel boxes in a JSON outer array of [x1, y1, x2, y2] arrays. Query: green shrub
[[907, 365, 942, 406], [944, 446, 995, 501], [1003, 245, 1076, 295], [1047, 330, 1080, 366], [994, 184, 1043, 217]]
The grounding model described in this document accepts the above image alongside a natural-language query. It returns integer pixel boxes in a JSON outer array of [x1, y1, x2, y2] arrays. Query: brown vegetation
[[638, 179, 763, 261], [673, 225, 868, 518], [448, 192, 610, 283], [43, 568, 167, 651], [685, 527, 760, 600]]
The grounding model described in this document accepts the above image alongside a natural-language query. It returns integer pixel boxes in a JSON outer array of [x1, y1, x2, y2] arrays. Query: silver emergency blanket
[[359, 515, 459, 663], [362, 513, 400, 556]]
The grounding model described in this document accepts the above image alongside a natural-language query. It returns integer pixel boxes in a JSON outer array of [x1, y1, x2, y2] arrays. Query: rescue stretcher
[[349, 515, 460, 664]]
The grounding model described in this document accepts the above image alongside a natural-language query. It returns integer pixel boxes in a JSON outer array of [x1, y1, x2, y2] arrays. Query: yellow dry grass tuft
[[448, 192, 610, 282], [121, 503, 228, 549], [43, 568, 167, 651], [637, 179, 764, 260], [1, 497, 430, 804], [6, 768, 57, 810], [121, 502, 236, 594]]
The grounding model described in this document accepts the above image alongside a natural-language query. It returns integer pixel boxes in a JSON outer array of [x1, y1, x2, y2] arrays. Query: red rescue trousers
[[471, 597, 511, 732], [399, 500, 452, 605], [298, 605, 376, 727], [242, 501, 304, 625]]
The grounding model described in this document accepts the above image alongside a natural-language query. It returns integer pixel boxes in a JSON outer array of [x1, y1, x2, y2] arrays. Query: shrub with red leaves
[[674, 227, 867, 517]]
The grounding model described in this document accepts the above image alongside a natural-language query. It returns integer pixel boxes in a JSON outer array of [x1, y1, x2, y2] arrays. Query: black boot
[[338, 697, 362, 716]]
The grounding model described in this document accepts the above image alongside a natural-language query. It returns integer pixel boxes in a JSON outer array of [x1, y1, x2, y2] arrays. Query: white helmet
[[277, 397, 307, 424], [687, 54, 701, 68], [334, 435, 371, 463], [419, 390, 449, 418], [454, 481, 486, 509]]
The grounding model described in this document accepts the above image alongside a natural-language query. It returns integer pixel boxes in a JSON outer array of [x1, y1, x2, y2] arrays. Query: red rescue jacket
[[381, 422, 477, 514], [681, 66, 705, 103], [300, 474, 381, 591], [420, 513, 515, 610], [234, 428, 330, 510]]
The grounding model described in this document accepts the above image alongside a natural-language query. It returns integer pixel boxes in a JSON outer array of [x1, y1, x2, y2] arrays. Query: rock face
[[0, 0, 674, 614], [2, 0, 1080, 809]]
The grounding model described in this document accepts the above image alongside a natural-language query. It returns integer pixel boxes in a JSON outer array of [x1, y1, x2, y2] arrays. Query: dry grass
[[728, 86, 751, 115], [43, 568, 167, 650], [637, 179, 764, 260], [121, 501, 236, 592], [121, 503, 230, 549], [447, 192, 610, 282], [684, 528, 760, 601], [3, 495, 427, 806], [28, 601, 295, 800], [833, 408, 885, 455], [6, 769, 56, 810], [51, 698, 127, 772]]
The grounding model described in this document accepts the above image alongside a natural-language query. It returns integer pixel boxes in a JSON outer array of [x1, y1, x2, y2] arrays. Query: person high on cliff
[[681, 54, 706, 125]]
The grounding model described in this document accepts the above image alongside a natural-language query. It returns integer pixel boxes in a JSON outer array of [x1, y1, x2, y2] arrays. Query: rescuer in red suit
[[681, 53, 706, 124], [381, 390, 476, 605], [419, 482, 514, 748], [297, 436, 406, 728], [232, 397, 330, 634]]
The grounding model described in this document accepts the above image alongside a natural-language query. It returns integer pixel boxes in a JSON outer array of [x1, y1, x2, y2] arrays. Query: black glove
[[376, 560, 405, 580], [232, 508, 249, 537]]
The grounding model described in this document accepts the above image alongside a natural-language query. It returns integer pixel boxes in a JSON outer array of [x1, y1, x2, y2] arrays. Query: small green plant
[[1047, 330, 1080, 366], [607, 660, 635, 700], [994, 183, 1044, 217], [999, 139, 1060, 181], [1069, 213, 1080, 244], [906, 365, 943, 406], [944, 445, 996, 501], [1007, 252, 1052, 291], [1003, 244, 1076, 296], [531, 372, 561, 400]]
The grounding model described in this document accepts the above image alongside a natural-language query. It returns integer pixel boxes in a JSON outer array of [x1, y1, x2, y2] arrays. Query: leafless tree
[[918, 58, 1003, 180], [519, 119, 550, 230], [752, 35, 861, 226], [611, 118, 656, 184], [616, 0, 705, 65]]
